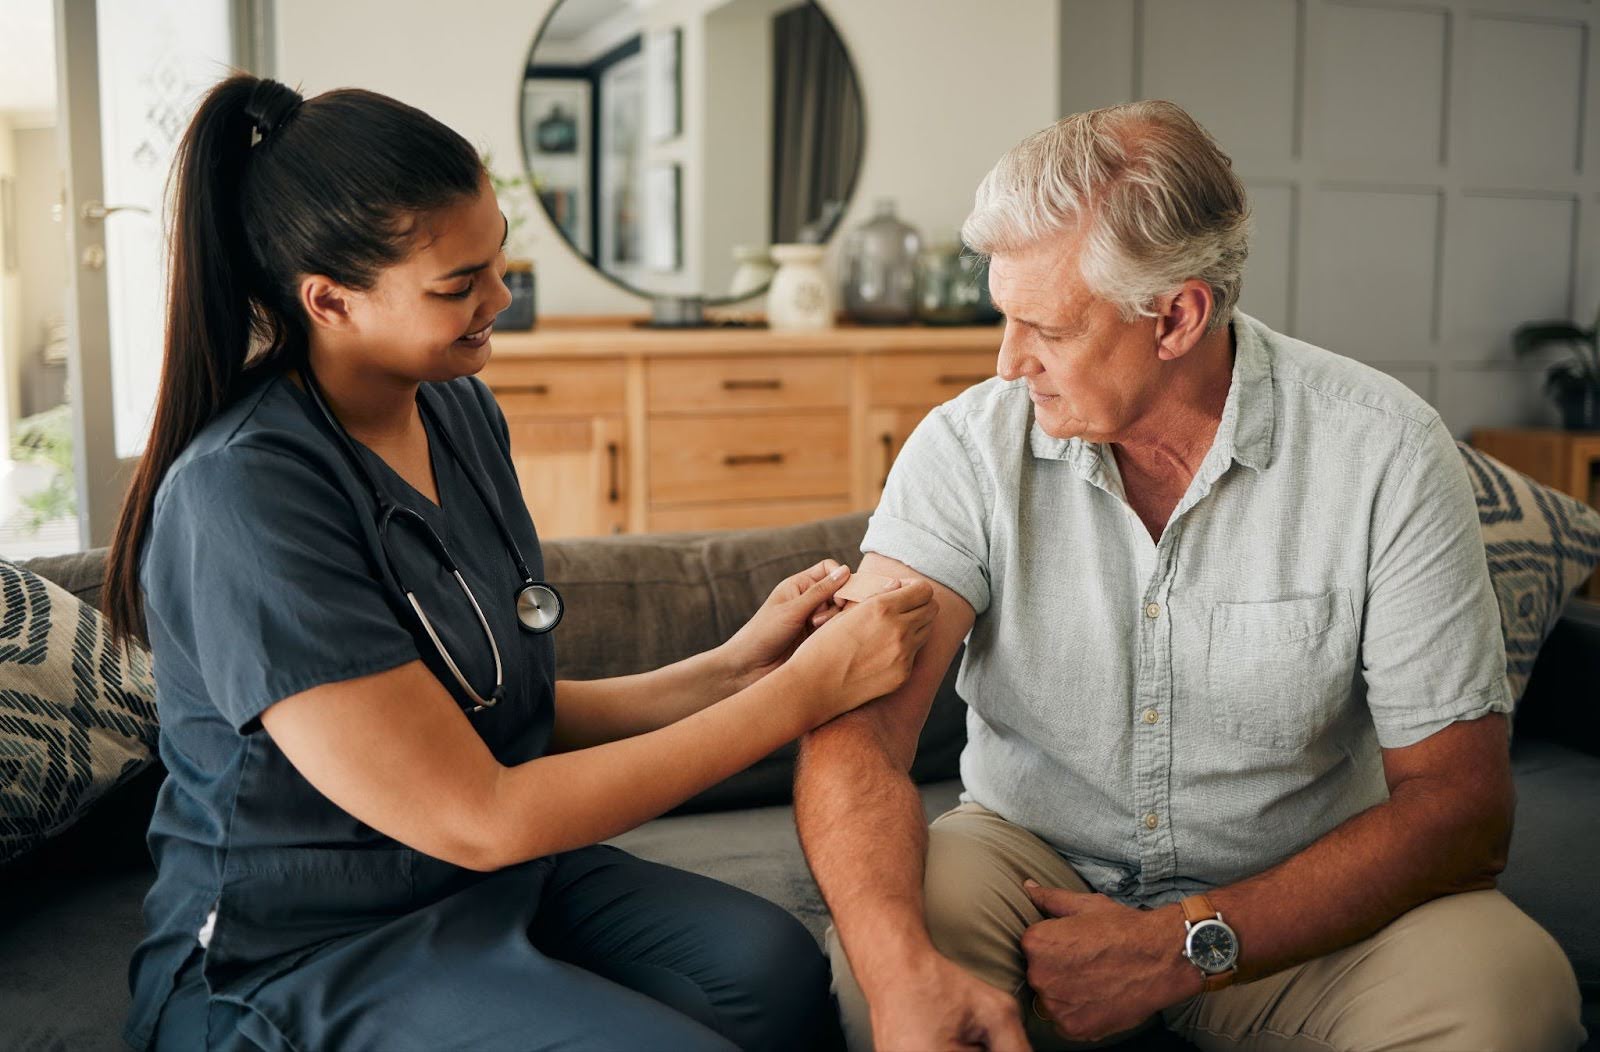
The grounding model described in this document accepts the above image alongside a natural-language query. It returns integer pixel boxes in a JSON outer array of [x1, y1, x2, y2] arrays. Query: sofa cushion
[[1459, 443, 1600, 702], [0, 560, 158, 864], [544, 513, 968, 813]]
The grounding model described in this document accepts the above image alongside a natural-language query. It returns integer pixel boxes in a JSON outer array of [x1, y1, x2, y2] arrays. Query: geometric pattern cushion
[[0, 559, 157, 864], [1458, 442, 1600, 702]]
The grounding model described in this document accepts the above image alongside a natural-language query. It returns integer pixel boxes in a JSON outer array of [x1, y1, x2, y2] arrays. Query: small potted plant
[[1514, 307, 1600, 430], [483, 151, 537, 330]]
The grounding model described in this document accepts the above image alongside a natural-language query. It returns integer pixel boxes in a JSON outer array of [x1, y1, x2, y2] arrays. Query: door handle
[[606, 442, 620, 502], [880, 433, 894, 490], [81, 201, 152, 222]]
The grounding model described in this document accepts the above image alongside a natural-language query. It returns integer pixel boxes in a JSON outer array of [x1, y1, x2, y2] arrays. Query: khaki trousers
[[828, 803, 1585, 1052]]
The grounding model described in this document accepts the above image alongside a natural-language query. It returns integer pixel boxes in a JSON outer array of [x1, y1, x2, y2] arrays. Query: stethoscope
[[299, 368, 563, 712]]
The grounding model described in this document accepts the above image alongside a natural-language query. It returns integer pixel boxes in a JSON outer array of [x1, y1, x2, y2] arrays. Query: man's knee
[[1333, 892, 1584, 1052], [921, 810, 1053, 986], [1425, 902, 1583, 1052]]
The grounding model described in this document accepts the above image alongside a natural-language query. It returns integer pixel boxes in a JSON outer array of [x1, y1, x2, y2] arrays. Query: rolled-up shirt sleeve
[[861, 404, 993, 617], [1361, 412, 1512, 749]]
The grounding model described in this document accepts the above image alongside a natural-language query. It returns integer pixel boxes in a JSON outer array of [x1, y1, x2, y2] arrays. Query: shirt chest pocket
[[1205, 590, 1357, 750]]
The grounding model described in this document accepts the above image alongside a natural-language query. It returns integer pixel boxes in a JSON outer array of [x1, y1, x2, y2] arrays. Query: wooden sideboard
[[478, 320, 1002, 538]]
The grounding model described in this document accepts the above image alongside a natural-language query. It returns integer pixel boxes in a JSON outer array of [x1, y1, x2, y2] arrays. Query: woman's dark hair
[[104, 74, 486, 644]]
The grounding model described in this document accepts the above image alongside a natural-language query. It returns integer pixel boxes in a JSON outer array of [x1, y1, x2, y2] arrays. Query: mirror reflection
[[522, 0, 864, 303]]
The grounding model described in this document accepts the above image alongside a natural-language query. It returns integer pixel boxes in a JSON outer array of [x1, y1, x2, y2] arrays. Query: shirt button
[[1143, 812, 1160, 830], [1145, 602, 1162, 619], [1141, 708, 1160, 725]]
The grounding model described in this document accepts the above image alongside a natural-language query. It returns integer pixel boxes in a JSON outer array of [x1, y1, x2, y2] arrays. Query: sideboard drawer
[[649, 412, 850, 504], [484, 358, 626, 415], [649, 356, 850, 413], [865, 352, 996, 406]]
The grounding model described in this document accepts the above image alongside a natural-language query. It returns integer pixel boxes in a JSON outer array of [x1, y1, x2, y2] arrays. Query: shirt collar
[[1027, 310, 1276, 476]]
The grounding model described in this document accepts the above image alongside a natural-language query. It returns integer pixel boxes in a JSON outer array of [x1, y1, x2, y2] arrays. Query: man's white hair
[[962, 100, 1251, 335]]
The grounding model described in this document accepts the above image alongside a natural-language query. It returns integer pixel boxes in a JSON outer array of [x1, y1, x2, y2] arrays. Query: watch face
[[1186, 919, 1238, 974]]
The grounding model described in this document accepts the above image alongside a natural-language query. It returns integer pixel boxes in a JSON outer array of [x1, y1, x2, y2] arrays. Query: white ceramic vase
[[728, 245, 777, 301], [766, 244, 835, 331]]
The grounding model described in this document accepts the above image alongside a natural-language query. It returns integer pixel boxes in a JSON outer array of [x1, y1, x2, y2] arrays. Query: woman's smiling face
[[338, 175, 515, 382]]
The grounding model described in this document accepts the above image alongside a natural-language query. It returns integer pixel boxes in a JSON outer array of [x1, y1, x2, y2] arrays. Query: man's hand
[[867, 951, 1031, 1052], [1021, 881, 1202, 1043]]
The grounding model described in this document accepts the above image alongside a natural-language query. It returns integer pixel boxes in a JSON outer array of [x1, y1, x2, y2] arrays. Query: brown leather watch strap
[[1202, 969, 1236, 992], [1180, 893, 1218, 927]]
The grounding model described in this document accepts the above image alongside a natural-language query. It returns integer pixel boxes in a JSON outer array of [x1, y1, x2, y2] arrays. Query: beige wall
[[273, 0, 1058, 315], [12, 125, 64, 415], [0, 115, 20, 427]]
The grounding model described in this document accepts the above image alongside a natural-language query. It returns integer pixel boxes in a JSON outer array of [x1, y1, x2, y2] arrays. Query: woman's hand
[[721, 559, 864, 690], [786, 578, 939, 722]]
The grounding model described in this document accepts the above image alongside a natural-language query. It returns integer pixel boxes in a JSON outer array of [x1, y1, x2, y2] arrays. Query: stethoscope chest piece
[[517, 582, 563, 634]]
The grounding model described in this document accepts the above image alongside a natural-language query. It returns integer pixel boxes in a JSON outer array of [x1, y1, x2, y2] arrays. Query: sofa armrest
[[1515, 598, 1600, 756]]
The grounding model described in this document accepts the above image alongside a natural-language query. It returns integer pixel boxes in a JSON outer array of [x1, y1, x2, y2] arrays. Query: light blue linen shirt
[[861, 311, 1511, 907]]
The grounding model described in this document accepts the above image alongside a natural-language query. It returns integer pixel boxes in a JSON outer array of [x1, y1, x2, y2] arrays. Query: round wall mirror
[[520, 0, 865, 308]]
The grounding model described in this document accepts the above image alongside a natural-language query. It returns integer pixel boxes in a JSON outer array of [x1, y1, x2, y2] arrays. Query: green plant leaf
[[1513, 321, 1590, 357]]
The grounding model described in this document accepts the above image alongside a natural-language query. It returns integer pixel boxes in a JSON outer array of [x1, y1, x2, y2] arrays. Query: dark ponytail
[[104, 74, 485, 645]]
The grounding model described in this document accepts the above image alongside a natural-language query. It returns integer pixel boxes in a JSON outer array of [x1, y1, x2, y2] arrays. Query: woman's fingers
[[871, 578, 935, 613]]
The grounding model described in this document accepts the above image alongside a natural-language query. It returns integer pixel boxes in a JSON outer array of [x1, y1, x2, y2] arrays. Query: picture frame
[[645, 27, 682, 143], [522, 78, 593, 257], [599, 52, 645, 271], [644, 163, 682, 273]]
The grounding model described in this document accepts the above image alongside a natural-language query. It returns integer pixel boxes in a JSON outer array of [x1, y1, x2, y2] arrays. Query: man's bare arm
[[1022, 713, 1516, 1040], [1207, 711, 1513, 979], [794, 554, 978, 996]]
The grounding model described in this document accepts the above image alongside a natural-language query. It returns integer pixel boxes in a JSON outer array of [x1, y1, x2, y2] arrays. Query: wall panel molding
[[1058, 0, 1600, 434]]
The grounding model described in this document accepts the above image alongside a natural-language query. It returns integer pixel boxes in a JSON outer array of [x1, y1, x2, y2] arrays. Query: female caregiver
[[104, 76, 938, 1052]]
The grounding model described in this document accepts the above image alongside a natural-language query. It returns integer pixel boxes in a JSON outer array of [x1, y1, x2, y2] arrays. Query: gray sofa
[[3, 512, 1597, 1051]]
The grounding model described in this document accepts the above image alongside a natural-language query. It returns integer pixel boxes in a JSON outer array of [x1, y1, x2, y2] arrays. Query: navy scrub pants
[[152, 845, 836, 1051]]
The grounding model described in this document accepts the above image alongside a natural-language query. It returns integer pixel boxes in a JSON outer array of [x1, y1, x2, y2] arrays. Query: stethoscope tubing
[[298, 367, 562, 711]]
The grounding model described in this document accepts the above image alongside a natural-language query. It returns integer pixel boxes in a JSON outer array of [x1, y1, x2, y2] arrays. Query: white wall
[[273, 0, 1058, 315]]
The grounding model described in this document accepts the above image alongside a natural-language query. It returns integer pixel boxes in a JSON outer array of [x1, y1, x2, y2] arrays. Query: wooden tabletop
[[485, 318, 1005, 359]]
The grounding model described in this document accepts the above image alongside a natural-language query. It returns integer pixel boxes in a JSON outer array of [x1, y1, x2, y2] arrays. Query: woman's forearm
[[481, 663, 822, 866], [551, 644, 744, 751]]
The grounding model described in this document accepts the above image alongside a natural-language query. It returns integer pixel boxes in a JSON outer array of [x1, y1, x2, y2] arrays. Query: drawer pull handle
[[607, 442, 620, 503], [880, 432, 894, 490], [937, 373, 990, 386], [724, 453, 785, 466], [515, 384, 550, 395], [723, 378, 783, 391]]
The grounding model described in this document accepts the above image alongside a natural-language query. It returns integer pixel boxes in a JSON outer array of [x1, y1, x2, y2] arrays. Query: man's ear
[[1154, 280, 1214, 362], [300, 275, 359, 333]]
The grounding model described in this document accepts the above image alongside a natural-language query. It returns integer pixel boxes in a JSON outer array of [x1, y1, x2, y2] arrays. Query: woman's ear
[[300, 274, 358, 333]]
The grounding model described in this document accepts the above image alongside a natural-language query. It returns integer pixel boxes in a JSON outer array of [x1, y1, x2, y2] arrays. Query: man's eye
[[445, 282, 474, 299]]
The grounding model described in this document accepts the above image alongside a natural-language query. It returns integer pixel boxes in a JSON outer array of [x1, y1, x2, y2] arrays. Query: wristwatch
[[1179, 894, 1239, 991]]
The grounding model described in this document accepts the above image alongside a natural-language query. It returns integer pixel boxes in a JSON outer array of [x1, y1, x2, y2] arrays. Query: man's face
[[987, 229, 1165, 444]]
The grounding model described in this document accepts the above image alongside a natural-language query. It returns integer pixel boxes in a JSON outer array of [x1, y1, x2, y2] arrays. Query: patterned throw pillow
[[1458, 442, 1600, 701], [0, 559, 158, 864]]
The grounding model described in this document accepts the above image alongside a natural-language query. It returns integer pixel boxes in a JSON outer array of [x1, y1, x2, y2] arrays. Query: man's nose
[[997, 323, 1037, 381]]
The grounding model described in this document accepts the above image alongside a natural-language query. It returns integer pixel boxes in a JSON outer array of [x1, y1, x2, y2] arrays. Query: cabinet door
[[503, 412, 627, 538], [862, 406, 939, 505]]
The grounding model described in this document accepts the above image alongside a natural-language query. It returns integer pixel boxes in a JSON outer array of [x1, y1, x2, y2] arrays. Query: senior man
[[795, 100, 1585, 1052]]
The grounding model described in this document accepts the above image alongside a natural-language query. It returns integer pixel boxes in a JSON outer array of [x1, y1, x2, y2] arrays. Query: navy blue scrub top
[[125, 371, 556, 1049]]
